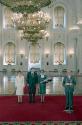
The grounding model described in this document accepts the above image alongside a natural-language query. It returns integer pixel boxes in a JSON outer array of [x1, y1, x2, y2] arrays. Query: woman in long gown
[[39, 70, 47, 103], [15, 71, 24, 103]]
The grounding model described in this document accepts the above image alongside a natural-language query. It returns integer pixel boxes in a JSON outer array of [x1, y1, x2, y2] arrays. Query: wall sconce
[[19, 50, 25, 58], [77, 19, 82, 25], [68, 49, 74, 58], [44, 49, 50, 58]]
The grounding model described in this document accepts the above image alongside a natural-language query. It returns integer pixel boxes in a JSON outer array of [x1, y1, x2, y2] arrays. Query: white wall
[[0, 0, 82, 73]]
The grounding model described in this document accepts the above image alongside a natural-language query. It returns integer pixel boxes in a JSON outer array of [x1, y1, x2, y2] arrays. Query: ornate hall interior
[[0, 0, 82, 124], [0, 0, 82, 95]]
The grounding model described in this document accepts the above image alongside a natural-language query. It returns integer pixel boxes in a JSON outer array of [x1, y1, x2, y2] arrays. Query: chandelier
[[12, 11, 50, 29], [19, 30, 49, 43], [0, 0, 51, 13], [11, 11, 50, 43]]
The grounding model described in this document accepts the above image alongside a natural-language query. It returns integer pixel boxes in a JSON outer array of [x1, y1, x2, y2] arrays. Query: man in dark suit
[[26, 68, 38, 103], [63, 70, 76, 113]]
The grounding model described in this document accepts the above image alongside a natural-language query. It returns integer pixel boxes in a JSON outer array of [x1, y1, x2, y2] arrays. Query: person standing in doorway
[[15, 71, 24, 103], [62, 70, 76, 113]]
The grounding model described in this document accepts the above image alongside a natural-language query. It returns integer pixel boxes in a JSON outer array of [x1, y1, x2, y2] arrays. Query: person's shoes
[[65, 107, 69, 110], [69, 107, 74, 112], [65, 107, 74, 113], [64, 107, 69, 112]]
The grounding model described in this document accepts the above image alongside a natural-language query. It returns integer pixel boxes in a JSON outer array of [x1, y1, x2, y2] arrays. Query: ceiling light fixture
[[0, 0, 51, 13]]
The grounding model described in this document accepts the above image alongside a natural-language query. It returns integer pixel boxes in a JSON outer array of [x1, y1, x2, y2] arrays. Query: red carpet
[[0, 96, 82, 121]]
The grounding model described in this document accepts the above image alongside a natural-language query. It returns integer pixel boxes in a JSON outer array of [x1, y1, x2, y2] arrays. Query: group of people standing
[[15, 68, 48, 104], [15, 69, 76, 113]]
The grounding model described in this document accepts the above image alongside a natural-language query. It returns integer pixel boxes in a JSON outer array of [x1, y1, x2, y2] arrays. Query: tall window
[[53, 6, 65, 28], [3, 7, 13, 28], [3, 42, 16, 65], [53, 42, 66, 65], [28, 44, 41, 70]]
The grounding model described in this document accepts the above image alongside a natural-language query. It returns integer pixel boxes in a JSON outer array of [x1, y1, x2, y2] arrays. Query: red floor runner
[[0, 96, 82, 121]]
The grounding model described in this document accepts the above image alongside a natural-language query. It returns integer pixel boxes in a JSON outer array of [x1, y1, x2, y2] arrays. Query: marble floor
[[0, 72, 82, 95]]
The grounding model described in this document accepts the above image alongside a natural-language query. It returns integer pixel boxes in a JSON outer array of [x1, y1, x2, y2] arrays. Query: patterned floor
[[0, 121, 82, 125]]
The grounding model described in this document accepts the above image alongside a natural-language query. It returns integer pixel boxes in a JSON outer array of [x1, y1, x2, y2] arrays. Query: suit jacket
[[26, 71, 38, 88], [63, 75, 76, 91]]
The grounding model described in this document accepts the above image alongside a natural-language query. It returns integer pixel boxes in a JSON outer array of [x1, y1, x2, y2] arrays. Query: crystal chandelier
[[19, 30, 49, 43], [11, 11, 50, 43], [0, 0, 51, 13], [12, 11, 50, 29]]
